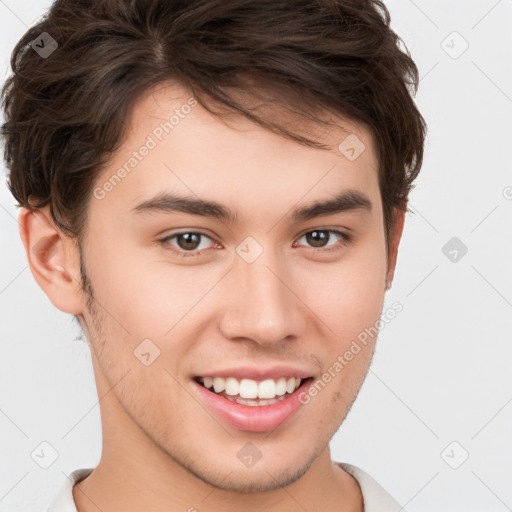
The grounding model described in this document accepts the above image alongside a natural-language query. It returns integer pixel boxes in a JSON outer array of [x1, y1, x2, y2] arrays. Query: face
[[63, 82, 398, 492]]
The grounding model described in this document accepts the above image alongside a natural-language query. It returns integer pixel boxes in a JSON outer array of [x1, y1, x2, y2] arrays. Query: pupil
[[306, 230, 328, 247], [178, 233, 201, 250]]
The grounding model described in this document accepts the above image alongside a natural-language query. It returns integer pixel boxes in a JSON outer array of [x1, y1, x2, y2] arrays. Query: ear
[[18, 205, 84, 315], [385, 206, 406, 290]]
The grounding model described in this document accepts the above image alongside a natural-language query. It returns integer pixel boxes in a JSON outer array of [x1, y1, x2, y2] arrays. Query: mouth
[[193, 375, 311, 406], [191, 375, 315, 432]]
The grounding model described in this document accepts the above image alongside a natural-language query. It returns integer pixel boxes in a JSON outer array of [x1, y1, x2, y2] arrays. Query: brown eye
[[175, 233, 202, 250], [296, 229, 350, 252], [160, 231, 216, 256], [304, 230, 330, 248]]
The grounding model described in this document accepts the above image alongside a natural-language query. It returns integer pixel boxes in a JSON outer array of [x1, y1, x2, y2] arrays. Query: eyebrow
[[130, 189, 372, 224]]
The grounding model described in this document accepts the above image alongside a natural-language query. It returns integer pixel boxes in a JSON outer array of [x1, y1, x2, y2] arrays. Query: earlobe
[[385, 206, 406, 290], [18, 205, 84, 315]]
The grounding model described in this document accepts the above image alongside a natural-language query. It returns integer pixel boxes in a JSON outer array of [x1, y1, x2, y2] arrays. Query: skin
[[19, 82, 405, 512]]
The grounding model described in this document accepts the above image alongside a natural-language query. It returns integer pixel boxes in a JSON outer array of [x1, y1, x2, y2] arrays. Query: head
[[2, 0, 425, 493]]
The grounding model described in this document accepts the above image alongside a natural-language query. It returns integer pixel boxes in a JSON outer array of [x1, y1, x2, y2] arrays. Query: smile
[[196, 376, 303, 402], [192, 376, 314, 432]]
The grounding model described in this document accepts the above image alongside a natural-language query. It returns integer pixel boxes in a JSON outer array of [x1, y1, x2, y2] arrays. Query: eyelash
[[158, 229, 352, 258]]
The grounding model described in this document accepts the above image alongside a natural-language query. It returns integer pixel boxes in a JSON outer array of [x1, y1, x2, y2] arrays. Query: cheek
[[300, 229, 387, 337], [86, 235, 219, 340]]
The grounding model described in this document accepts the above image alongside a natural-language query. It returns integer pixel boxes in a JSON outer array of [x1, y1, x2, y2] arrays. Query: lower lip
[[191, 378, 314, 433]]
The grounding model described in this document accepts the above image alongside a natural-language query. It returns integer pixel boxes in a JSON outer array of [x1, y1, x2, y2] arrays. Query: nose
[[218, 246, 307, 348]]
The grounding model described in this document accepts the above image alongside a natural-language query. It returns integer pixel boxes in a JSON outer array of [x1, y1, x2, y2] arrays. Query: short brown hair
[[1, 0, 426, 246]]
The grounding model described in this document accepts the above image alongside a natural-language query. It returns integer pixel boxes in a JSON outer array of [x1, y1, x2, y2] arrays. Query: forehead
[[90, 81, 381, 223]]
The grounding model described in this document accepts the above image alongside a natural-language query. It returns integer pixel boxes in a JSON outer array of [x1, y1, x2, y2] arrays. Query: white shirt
[[47, 462, 406, 512]]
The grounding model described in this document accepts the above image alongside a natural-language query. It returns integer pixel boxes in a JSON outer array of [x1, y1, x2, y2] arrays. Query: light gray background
[[1, 1, 511, 511]]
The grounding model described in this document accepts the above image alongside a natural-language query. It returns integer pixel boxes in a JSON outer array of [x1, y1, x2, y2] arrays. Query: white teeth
[[198, 376, 304, 399], [238, 378, 259, 398], [225, 377, 241, 396], [224, 394, 288, 406], [275, 377, 288, 396], [212, 377, 225, 393], [259, 379, 278, 399], [286, 377, 296, 394]]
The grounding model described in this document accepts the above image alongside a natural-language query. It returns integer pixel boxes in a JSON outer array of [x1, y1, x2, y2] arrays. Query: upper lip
[[194, 365, 314, 381]]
